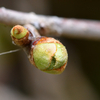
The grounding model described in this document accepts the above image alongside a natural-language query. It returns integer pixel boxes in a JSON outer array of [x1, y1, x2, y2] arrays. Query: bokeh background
[[0, 0, 100, 100]]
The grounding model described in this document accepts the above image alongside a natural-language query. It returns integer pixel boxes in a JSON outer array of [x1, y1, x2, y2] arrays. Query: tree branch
[[1, 7, 100, 40]]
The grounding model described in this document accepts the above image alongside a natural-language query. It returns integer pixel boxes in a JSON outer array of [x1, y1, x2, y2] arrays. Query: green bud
[[11, 25, 30, 46], [33, 43, 56, 70], [31, 37, 68, 74], [11, 25, 28, 39]]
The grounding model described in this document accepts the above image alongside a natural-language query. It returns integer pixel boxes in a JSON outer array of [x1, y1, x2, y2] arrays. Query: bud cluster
[[11, 25, 68, 74]]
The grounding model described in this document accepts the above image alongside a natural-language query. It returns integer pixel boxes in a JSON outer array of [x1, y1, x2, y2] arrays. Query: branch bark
[[0, 7, 100, 40]]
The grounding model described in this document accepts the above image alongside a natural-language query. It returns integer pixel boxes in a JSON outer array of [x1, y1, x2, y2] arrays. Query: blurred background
[[0, 0, 100, 100]]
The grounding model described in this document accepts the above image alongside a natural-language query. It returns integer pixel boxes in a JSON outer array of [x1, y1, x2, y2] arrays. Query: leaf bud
[[29, 37, 68, 74], [11, 25, 30, 46]]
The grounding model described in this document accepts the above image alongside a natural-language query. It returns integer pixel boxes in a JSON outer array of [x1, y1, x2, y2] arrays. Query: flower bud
[[29, 37, 68, 74], [11, 25, 30, 46]]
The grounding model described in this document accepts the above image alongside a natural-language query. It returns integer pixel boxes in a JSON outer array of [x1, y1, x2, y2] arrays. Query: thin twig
[[0, 49, 20, 55], [0, 7, 100, 40]]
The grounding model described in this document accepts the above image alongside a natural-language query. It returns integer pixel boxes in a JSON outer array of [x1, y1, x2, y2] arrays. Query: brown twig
[[1, 7, 100, 40]]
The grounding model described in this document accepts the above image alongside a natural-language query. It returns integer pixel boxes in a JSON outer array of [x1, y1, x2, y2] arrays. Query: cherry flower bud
[[29, 37, 68, 74]]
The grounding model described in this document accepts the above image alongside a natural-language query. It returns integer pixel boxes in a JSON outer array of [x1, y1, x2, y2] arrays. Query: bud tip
[[11, 25, 28, 39]]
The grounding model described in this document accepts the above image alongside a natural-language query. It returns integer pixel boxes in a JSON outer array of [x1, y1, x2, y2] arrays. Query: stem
[[23, 24, 41, 56], [24, 24, 40, 39], [1, 7, 100, 40]]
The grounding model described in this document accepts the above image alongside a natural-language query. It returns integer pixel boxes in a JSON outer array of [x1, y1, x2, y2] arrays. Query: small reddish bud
[[11, 25, 30, 46]]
